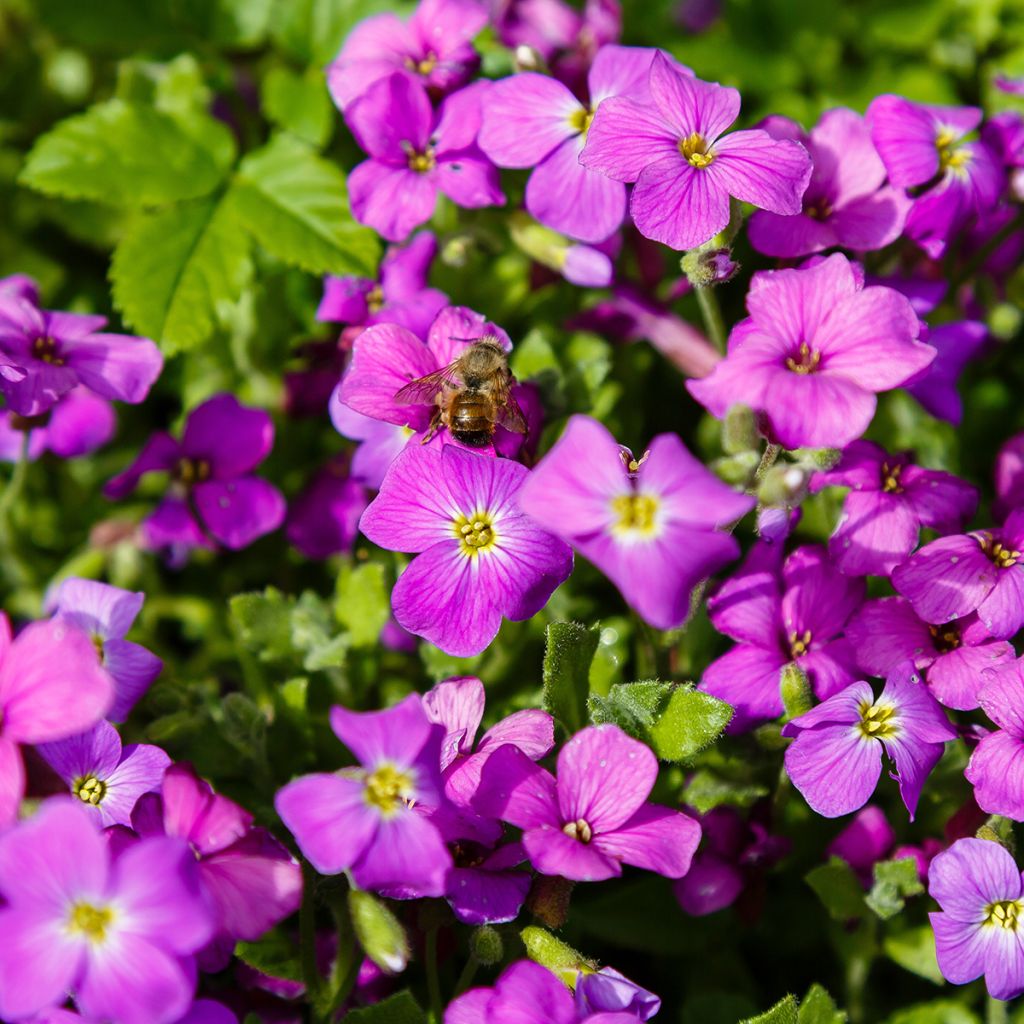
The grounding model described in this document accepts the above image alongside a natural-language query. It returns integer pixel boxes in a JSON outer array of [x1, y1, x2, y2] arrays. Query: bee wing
[[393, 361, 463, 404], [495, 377, 528, 434]]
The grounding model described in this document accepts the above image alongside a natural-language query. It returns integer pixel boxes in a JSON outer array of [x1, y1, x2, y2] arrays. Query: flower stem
[[300, 861, 323, 1005], [694, 284, 728, 354], [425, 924, 443, 1023], [454, 954, 479, 997], [754, 443, 782, 484], [0, 434, 32, 588], [987, 995, 1009, 1024]]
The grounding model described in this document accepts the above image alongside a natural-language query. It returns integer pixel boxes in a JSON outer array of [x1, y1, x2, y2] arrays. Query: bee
[[393, 336, 528, 448]]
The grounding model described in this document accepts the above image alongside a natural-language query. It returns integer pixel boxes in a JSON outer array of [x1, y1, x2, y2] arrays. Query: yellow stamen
[[789, 629, 812, 658], [364, 763, 414, 816], [610, 493, 659, 537], [175, 456, 211, 485], [567, 106, 594, 137], [858, 700, 899, 740], [407, 148, 436, 174], [986, 900, 1022, 931], [978, 532, 1021, 568], [785, 341, 821, 375], [679, 131, 714, 168], [67, 902, 113, 942], [405, 53, 438, 76], [366, 284, 384, 314], [562, 818, 593, 843], [73, 775, 107, 806], [453, 512, 498, 556], [32, 336, 65, 366], [881, 462, 904, 493]]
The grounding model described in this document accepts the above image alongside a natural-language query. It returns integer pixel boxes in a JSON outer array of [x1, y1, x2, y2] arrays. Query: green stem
[[754, 443, 782, 484], [987, 995, 1010, 1024], [694, 284, 727, 354], [300, 861, 323, 1005], [454, 955, 479, 997], [425, 925, 443, 1024], [845, 949, 870, 1024], [0, 434, 32, 589]]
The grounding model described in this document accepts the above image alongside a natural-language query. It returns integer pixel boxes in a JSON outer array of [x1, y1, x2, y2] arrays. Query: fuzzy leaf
[[648, 684, 733, 761], [741, 995, 799, 1024], [866, 857, 925, 920], [882, 1003, 980, 1024], [805, 859, 866, 922], [543, 622, 600, 732], [797, 984, 846, 1024], [262, 65, 333, 147], [342, 991, 426, 1024], [882, 926, 943, 985], [235, 929, 304, 984], [336, 562, 390, 648], [230, 588, 296, 661], [682, 769, 769, 815]]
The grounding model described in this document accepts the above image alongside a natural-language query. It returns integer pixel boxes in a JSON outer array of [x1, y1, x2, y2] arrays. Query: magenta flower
[[317, 230, 448, 340], [827, 805, 895, 887], [475, 724, 700, 882], [699, 546, 863, 731], [748, 108, 908, 258], [0, 273, 38, 303], [0, 616, 113, 825], [0, 295, 162, 417], [326, 0, 486, 111], [995, 431, 1024, 521], [37, 721, 169, 829], [360, 444, 573, 656], [964, 661, 1024, 820], [105, 393, 286, 562], [580, 50, 811, 250], [687, 254, 934, 449], [331, 399, 417, 489], [46, 577, 163, 722], [285, 457, 368, 560], [276, 694, 452, 894], [903, 320, 988, 425], [929, 838, 1024, 1000], [810, 440, 977, 576], [0, 387, 115, 463], [891, 510, 1024, 639], [479, 45, 656, 243], [782, 665, 956, 819], [346, 75, 504, 242], [0, 799, 213, 1024], [518, 415, 753, 630], [845, 597, 1014, 711], [576, 966, 661, 1021]]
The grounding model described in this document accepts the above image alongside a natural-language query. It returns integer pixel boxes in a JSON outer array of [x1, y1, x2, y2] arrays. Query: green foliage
[[262, 66, 333, 148], [542, 621, 600, 732], [740, 995, 799, 1024], [336, 562, 390, 648], [883, 926, 944, 985], [235, 928, 304, 984], [805, 859, 867, 922], [797, 985, 847, 1024], [341, 991, 427, 1024], [866, 857, 926, 920], [882, 1003, 981, 1024]]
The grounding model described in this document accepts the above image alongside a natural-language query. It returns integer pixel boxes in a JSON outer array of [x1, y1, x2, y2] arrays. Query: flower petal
[[592, 803, 701, 878]]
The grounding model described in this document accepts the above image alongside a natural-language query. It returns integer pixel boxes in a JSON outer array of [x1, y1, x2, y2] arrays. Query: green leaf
[[882, 925, 943, 985], [866, 857, 925, 920], [336, 562, 390, 648], [110, 192, 252, 354], [348, 890, 409, 974], [805, 859, 866, 921], [262, 66, 333, 148], [229, 588, 296, 661], [20, 99, 234, 205], [232, 134, 379, 276], [740, 995, 799, 1024], [235, 928, 304, 984], [648, 685, 732, 761], [882, 1002, 980, 1024], [291, 592, 350, 671], [797, 984, 846, 1024], [342, 990, 426, 1024], [543, 622, 600, 732], [682, 768, 769, 815], [270, 0, 414, 66]]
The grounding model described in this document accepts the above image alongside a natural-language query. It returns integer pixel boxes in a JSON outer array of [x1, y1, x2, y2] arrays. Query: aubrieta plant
[[5, 1, 1024, 1022]]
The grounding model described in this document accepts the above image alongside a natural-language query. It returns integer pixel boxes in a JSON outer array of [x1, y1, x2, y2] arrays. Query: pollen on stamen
[[679, 131, 714, 168], [453, 512, 498, 556], [67, 901, 114, 943]]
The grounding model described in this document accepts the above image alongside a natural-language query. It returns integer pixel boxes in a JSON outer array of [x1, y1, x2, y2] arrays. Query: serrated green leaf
[[866, 857, 925, 920], [342, 990, 426, 1024], [111, 192, 252, 354], [230, 588, 296, 661], [741, 994, 799, 1024], [232, 134, 379, 276], [235, 929, 304, 984], [648, 684, 732, 761], [291, 591, 350, 670], [797, 984, 846, 1024], [20, 99, 234, 205], [882, 925, 943, 985], [262, 65, 332, 147], [543, 622, 600, 732], [805, 859, 866, 921], [336, 562, 390, 648]]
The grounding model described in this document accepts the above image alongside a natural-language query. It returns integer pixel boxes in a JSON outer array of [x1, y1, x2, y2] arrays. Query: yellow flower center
[[562, 818, 593, 843], [785, 341, 821, 375], [858, 700, 899, 740], [453, 512, 498, 556], [789, 629, 812, 658], [67, 901, 114, 943], [679, 131, 714, 169], [881, 462, 904, 493], [73, 774, 107, 805], [175, 456, 211, 485], [567, 106, 594, 138], [936, 129, 971, 173], [929, 623, 961, 653], [610, 493, 660, 538], [407, 148, 436, 174], [406, 52, 438, 76], [986, 900, 1023, 930], [364, 763, 414, 816], [32, 336, 65, 366], [979, 532, 1021, 569], [805, 197, 833, 221], [366, 284, 384, 313]]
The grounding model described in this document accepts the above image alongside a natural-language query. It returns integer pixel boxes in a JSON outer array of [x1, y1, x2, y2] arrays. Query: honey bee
[[393, 336, 528, 447]]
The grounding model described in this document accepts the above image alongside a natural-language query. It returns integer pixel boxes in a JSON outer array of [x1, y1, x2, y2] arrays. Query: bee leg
[[421, 408, 442, 444]]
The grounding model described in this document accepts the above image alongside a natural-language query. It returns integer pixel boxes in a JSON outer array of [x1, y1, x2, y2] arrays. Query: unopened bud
[[792, 447, 843, 470], [520, 926, 588, 986], [711, 451, 760, 486], [526, 875, 574, 929], [757, 463, 810, 507], [680, 247, 739, 287], [348, 890, 409, 975], [989, 302, 1022, 341], [780, 662, 813, 720], [722, 404, 759, 455], [470, 925, 504, 965], [753, 722, 787, 751], [513, 45, 545, 72], [440, 235, 473, 267]]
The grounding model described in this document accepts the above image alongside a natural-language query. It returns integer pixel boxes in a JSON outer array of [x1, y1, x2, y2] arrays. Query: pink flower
[[964, 660, 1024, 821]]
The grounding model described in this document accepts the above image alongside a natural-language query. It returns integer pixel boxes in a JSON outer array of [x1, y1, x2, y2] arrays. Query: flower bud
[[780, 662, 813, 720], [792, 447, 843, 470], [680, 247, 739, 287], [520, 926, 589, 987], [348, 889, 409, 975], [525, 874, 575, 929], [722, 404, 759, 455], [470, 925, 504, 965], [513, 45, 545, 72], [711, 451, 760, 486], [757, 463, 810, 507]]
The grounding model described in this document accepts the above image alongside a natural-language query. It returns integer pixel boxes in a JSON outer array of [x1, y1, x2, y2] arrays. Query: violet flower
[[576, 967, 661, 1020], [479, 45, 656, 243], [359, 444, 573, 657], [285, 457, 368, 560], [964, 660, 1024, 820], [475, 724, 701, 882], [580, 50, 811, 251], [688, 254, 934, 449], [331, 400, 417, 490], [276, 694, 452, 894], [994, 430, 1024, 520], [809, 440, 977, 576], [903, 320, 988, 425], [0, 273, 38, 303], [517, 415, 754, 630], [699, 546, 863, 732], [845, 597, 1014, 711], [37, 720, 169, 829], [827, 805, 895, 887], [929, 837, 1024, 1000], [748, 108, 909, 258], [782, 664, 956, 820], [46, 577, 163, 722], [346, 76, 504, 243], [104, 393, 286, 562], [0, 387, 115, 463], [0, 799, 213, 1024]]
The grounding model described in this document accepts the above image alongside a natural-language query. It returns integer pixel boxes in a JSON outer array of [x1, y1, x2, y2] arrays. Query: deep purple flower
[[475, 724, 701, 882], [929, 838, 1024, 1000], [518, 415, 753, 630], [104, 393, 286, 561], [827, 805, 895, 886], [903, 320, 988, 425], [276, 694, 452, 894], [331, 399, 417, 490], [346, 76, 504, 242], [37, 721, 169, 829], [688, 255, 933, 449], [480, 45, 656, 243], [576, 967, 661, 1020], [285, 457, 368, 560], [327, 0, 487, 111], [0, 387, 115, 463], [891, 510, 1024, 639], [810, 440, 977, 576], [782, 665, 956, 819], [994, 431, 1024, 521], [360, 444, 573, 656], [964, 660, 1024, 820], [0, 273, 38, 303], [748, 108, 909, 258], [699, 546, 863, 731], [845, 597, 1014, 711], [0, 799, 213, 1024], [0, 296, 162, 417], [317, 231, 448, 340], [984, 111, 1024, 198], [581, 51, 811, 250], [46, 577, 163, 722]]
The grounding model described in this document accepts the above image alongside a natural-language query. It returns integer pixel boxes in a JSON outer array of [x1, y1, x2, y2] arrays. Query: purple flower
[[360, 444, 573, 656], [327, 0, 487, 111], [346, 76, 504, 242], [580, 50, 811, 250], [826, 805, 895, 886], [576, 967, 661, 1021], [480, 45, 656, 243], [276, 694, 452, 894], [748, 108, 909, 258], [0, 799, 213, 1024], [285, 457, 368, 560], [0, 273, 38, 303], [37, 721, 169, 828], [964, 661, 1024, 820], [809, 440, 977, 576], [331, 399, 417, 489], [317, 230, 448, 340], [0, 387, 115, 463], [0, 296, 162, 417], [104, 393, 286, 561], [699, 546, 863, 731], [984, 111, 1024, 198], [46, 577, 163, 722], [994, 431, 1024, 521], [929, 837, 1024, 1000], [903, 320, 988, 425], [845, 597, 1014, 711], [475, 723, 701, 882], [517, 415, 753, 630], [177, 1002, 238, 1024], [891, 510, 1024, 639], [687, 254, 934, 449], [782, 665, 956, 819]]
